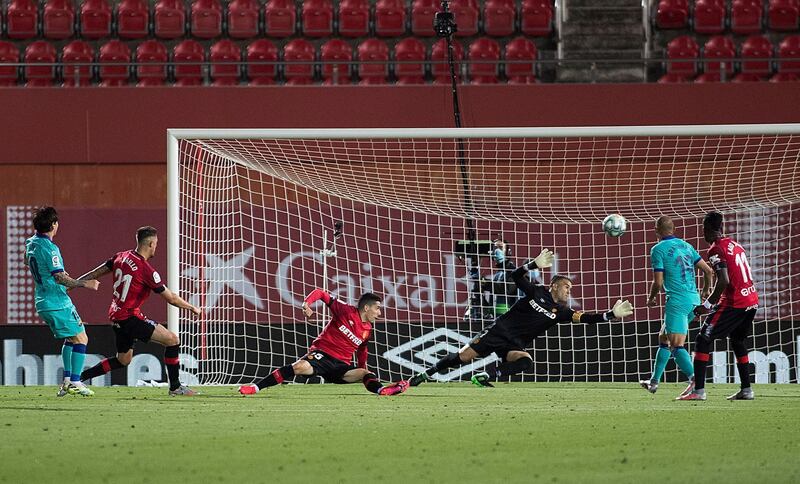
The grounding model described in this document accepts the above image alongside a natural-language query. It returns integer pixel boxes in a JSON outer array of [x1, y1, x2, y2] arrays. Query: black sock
[[80, 357, 124, 381], [693, 352, 710, 391], [731, 339, 751, 389], [362, 373, 382, 394], [164, 345, 181, 391], [427, 352, 464, 376], [496, 357, 533, 378], [257, 365, 295, 390]]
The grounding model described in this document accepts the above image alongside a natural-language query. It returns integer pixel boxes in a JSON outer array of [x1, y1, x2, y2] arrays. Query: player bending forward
[[239, 290, 409, 396], [410, 249, 634, 387]]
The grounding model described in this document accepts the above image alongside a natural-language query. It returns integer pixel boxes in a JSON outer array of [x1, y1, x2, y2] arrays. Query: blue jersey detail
[[650, 236, 702, 305], [25, 234, 73, 312]]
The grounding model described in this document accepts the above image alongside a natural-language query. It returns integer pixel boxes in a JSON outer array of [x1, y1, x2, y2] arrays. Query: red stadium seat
[[43, 0, 75, 40], [210, 39, 241, 85], [768, 0, 800, 31], [694, 0, 726, 35], [24, 40, 57, 86], [320, 39, 353, 84], [411, 0, 438, 36], [467, 37, 500, 83], [732, 72, 762, 81], [394, 37, 426, 84], [740, 35, 773, 78], [0, 41, 21, 86], [504, 36, 537, 84], [666, 35, 699, 77], [731, 0, 763, 35], [191, 0, 223, 39], [80, 0, 112, 39], [702, 35, 736, 79], [98, 39, 131, 86], [339, 0, 370, 38], [777, 35, 800, 73], [227, 0, 260, 39], [694, 72, 723, 82], [117, 0, 150, 39], [62, 40, 94, 86], [655, 0, 689, 29], [520, 0, 553, 37], [302, 0, 333, 37], [357, 38, 389, 84], [450, 0, 479, 37], [265, 0, 296, 37], [154, 0, 186, 39], [283, 38, 315, 84], [173, 39, 205, 86], [770, 71, 799, 81], [6, 0, 39, 40], [375, 0, 407, 37], [246, 39, 279, 85], [658, 72, 692, 82], [135, 39, 168, 86], [483, 0, 515, 37], [431, 38, 463, 83]]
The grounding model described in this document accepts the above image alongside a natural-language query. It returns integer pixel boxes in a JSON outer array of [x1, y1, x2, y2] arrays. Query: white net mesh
[[172, 128, 800, 385]]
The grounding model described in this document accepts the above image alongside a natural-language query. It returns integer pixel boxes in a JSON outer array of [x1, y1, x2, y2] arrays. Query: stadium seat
[[0, 42, 21, 86], [702, 35, 736, 80], [265, 0, 296, 37], [694, 72, 723, 82], [770, 71, 799, 81], [191, 0, 223, 39], [302, 0, 333, 37], [777, 35, 800, 73], [467, 38, 500, 84], [739, 35, 773, 78], [62, 40, 95, 86], [246, 39, 279, 85], [520, 0, 553, 37], [210, 39, 241, 85], [394, 37, 426, 84], [768, 0, 800, 31], [283, 38, 315, 84], [6, 0, 39, 40], [24, 40, 57, 86], [411, 0, 438, 36], [732, 72, 762, 81], [43, 0, 75, 40], [135, 39, 168, 86], [483, 0, 516, 37], [655, 0, 689, 29], [504, 36, 537, 84], [80, 0, 112, 39], [173, 39, 205, 86], [320, 39, 353, 84], [658, 72, 692, 82], [154, 0, 186, 39], [665, 35, 699, 77], [375, 0, 407, 37], [450, 0, 479, 37], [117, 0, 150, 39], [431, 38, 463, 83], [227, 0, 260, 39], [731, 0, 763, 35], [694, 0, 726, 35], [357, 38, 389, 84], [98, 39, 131, 86], [339, 0, 370, 38]]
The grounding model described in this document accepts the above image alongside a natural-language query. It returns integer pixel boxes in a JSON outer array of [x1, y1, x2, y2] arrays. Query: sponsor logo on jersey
[[52, 255, 60, 267], [338, 324, 364, 346], [528, 299, 557, 320], [740, 285, 757, 297], [153, 271, 161, 284]]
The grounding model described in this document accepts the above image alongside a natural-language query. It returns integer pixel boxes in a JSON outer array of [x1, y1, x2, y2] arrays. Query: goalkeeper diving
[[410, 248, 634, 387]]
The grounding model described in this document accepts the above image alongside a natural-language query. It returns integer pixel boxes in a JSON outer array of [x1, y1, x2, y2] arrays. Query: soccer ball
[[602, 214, 627, 237]]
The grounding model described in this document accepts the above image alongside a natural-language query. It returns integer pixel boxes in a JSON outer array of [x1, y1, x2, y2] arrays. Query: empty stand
[[80, 0, 112, 39], [62, 40, 94, 86], [739, 35, 773, 78], [520, 0, 553, 36], [694, 0, 726, 35], [665, 34, 699, 77], [394, 37, 426, 84], [246, 39, 279, 84], [375, 0, 407, 37], [339, 0, 370, 38], [173, 39, 205, 85], [484, 0, 516, 37], [320, 38, 353, 84], [6, 0, 39, 40], [227, 0, 260, 39], [655, 0, 689, 29], [411, 0, 438, 36], [731, 0, 763, 35], [768, 0, 800, 31], [135, 39, 169, 86], [24, 40, 57, 86], [98, 39, 131, 86], [468, 37, 501, 83], [117, 0, 150, 39], [504, 36, 537, 83], [210, 39, 241, 85], [778, 34, 800, 73], [450, 0, 479, 37], [43, 0, 75, 40], [265, 0, 297, 37], [302, 0, 334, 37], [283, 38, 315, 84], [357, 38, 389, 84], [431, 38, 463, 83], [701, 35, 736, 80], [191, 0, 223, 39], [0, 42, 20, 86], [154, 0, 186, 39]]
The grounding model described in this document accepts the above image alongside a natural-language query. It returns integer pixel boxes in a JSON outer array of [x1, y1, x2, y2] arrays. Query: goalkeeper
[[410, 248, 634, 387]]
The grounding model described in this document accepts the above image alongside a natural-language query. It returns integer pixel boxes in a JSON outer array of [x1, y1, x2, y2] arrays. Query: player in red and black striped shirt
[[238, 290, 409, 396]]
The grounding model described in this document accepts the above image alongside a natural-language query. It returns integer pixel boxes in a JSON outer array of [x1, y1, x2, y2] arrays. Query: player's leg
[[148, 323, 195, 395], [340, 367, 409, 396], [80, 322, 133, 382], [239, 355, 315, 394], [678, 308, 731, 400], [59, 339, 73, 396], [641, 326, 671, 393], [59, 307, 94, 396], [727, 309, 757, 401], [670, 309, 695, 381], [472, 349, 532, 388], [409, 344, 479, 386]]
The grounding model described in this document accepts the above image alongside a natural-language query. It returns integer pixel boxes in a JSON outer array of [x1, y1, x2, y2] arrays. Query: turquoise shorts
[[39, 306, 84, 338], [663, 298, 697, 335]]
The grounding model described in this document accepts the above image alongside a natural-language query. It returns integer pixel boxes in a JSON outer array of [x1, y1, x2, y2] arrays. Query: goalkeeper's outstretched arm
[[512, 248, 555, 296], [572, 299, 634, 324]]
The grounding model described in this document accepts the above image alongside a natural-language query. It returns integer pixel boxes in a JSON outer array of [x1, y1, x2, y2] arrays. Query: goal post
[[167, 125, 800, 386]]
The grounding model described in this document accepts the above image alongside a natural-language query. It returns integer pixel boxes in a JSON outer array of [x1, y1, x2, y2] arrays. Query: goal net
[[168, 126, 800, 386]]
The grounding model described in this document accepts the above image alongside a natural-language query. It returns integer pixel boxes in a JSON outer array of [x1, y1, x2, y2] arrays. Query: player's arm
[[647, 272, 664, 307], [356, 341, 368, 369], [76, 259, 114, 282], [301, 288, 333, 318], [512, 248, 555, 296], [695, 258, 715, 300], [53, 270, 99, 290], [158, 287, 202, 316], [571, 299, 634, 324]]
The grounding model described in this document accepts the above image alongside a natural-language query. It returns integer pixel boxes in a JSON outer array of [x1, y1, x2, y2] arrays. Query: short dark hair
[[550, 275, 573, 287], [32, 206, 58, 233], [703, 211, 723, 233], [136, 226, 158, 244], [357, 292, 382, 311]]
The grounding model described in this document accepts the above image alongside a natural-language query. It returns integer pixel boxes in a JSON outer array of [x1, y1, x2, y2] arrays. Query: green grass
[[1, 383, 799, 484]]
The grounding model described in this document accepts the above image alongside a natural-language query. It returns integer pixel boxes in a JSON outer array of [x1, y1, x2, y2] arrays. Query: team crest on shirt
[[362, 330, 369, 339], [153, 271, 161, 284], [52, 255, 60, 267]]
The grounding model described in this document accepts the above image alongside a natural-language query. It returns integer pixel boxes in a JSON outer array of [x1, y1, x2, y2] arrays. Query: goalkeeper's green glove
[[526, 248, 554, 270], [610, 299, 634, 319]]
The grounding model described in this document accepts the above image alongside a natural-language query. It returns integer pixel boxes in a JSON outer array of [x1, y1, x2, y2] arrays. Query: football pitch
[[1, 383, 799, 484]]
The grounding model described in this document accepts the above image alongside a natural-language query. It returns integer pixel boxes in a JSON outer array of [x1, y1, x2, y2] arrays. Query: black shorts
[[304, 350, 358, 384], [699, 305, 757, 342], [468, 326, 526, 361], [112, 316, 158, 353]]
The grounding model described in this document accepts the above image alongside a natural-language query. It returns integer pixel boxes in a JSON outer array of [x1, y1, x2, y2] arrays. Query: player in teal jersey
[[24, 207, 100, 396], [640, 216, 714, 394]]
